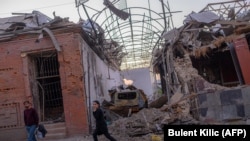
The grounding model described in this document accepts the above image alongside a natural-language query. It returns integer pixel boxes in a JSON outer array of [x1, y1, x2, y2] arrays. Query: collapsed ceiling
[[76, 0, 176, 70], [2, 0, 248, 72], [152, 0, 250, 97]]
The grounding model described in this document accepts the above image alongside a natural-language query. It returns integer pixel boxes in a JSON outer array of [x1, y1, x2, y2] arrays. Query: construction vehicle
[[105, 86, 148, 117]]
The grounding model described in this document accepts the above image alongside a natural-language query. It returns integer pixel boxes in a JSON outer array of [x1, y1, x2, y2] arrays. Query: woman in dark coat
[[92, 100, 116, 141]]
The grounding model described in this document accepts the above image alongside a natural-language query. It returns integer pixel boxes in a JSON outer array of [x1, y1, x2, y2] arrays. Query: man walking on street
[[23, 100, 39, 141]]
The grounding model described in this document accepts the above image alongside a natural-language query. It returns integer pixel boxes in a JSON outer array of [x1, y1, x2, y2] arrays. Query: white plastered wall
[[79, 36, 123, 130]]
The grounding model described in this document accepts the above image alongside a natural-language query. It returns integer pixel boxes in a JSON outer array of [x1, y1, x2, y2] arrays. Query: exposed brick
[[0, 32, 89, 139]]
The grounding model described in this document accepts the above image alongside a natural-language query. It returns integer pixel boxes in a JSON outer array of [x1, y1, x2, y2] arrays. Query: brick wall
[[58, 33, 89, 135], [0, 30, 89, 140]]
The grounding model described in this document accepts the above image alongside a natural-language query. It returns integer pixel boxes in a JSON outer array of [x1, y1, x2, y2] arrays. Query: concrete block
[[207, 92, 221, 106], [221, 105, 237, 120], [199, 106, 222, 121], [221, 104, 245, 120], [242, 86, 250, 104], [197, 92, 221, 108], [197, 93, 207, 108], [244, 104, 250, 117], [208, 106, 223, 121], [246, 119, 250, 125], [199, 107, 208, 117], [220, 89, 243, 105]]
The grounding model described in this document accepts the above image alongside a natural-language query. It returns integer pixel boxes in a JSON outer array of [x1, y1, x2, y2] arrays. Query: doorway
[[29, 51, 64, 123]]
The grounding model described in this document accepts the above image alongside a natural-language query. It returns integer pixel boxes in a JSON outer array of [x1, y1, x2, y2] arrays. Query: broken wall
[[152, 1, 250, 124]]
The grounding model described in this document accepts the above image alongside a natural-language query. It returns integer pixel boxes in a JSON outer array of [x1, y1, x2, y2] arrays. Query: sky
[[1, 0, 249, 28]]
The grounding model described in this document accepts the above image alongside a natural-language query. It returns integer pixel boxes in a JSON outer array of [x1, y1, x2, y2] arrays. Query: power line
[[0, 2, 75, 15]]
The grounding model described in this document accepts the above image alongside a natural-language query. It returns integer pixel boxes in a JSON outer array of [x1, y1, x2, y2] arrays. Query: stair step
[[43, 132, 67, 140], [46, 127, 66, 134], [43, 122, 66, 129], [40, 122, 67, 140]]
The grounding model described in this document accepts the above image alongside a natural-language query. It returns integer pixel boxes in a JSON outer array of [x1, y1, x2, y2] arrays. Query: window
[[118, 92, 137, 100]]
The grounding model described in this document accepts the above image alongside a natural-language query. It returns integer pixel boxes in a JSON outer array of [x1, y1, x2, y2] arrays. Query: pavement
[[38, 135, 93, 141], [38, 133, 163, 141]]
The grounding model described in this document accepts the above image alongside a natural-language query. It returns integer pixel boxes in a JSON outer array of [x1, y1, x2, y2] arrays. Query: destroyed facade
[[152, 0, 250, 124]]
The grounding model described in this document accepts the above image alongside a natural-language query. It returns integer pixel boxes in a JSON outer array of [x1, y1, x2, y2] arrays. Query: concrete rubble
[[99, 82, 200, 137], [42, 92, 198, 141], [105, 92, 198, 139]]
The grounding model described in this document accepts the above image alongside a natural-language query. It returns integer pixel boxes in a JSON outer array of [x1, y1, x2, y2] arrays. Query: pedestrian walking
[[23, 100, 39, 141], [92, 100, 116, 141]]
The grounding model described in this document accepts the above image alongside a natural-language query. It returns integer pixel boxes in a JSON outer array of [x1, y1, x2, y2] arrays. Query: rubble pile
[[174, 53, 229, 93], [109, 108, 165, 137], [160, 92, 199, 125], [108, 92, 199, 139], [94, 133, 163, 141]]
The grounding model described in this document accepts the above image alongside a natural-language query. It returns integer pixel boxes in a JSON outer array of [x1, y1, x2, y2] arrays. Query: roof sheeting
[[0, 11, 52, 34], [184, 11, 220, 24]]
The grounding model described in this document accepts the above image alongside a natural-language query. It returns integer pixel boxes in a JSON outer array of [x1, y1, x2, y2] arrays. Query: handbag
[[36, 124, 48, 138], [36, 129, 44, 139]]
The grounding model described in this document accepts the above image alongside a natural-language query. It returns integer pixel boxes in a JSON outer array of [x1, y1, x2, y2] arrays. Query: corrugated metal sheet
[[0, 15, 25, 24], [0, 11, 51, 35], [183, 11, 220, 24], [0, 23, 12, 30]]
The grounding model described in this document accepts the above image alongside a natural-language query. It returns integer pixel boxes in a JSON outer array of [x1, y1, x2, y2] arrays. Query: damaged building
[[152, 0, 250, 124], [0, 10, 124, 140], [1, 0, 250, 141]]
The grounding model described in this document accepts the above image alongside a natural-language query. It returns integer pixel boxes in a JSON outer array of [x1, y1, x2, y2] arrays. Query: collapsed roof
[[1, 0, 249, 72], [153, 0, 250, 68], [76, 0, 177, 70], [0, 10, 125, 70], [0, 0, 177, 71], [152, 0, 250, 96]]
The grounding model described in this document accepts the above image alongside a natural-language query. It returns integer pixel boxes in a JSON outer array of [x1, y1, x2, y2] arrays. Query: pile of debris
[[108, 92, 199, 138], [151, 0, 250, 125]]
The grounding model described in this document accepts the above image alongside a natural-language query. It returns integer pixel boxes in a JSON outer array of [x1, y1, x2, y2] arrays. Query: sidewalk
[[38, 134, 159, 141], [38, 135, 93, 141]]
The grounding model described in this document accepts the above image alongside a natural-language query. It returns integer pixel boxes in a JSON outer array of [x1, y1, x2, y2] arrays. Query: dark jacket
[[24, 108, 39, 126], [93, 108, 108, 135]]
